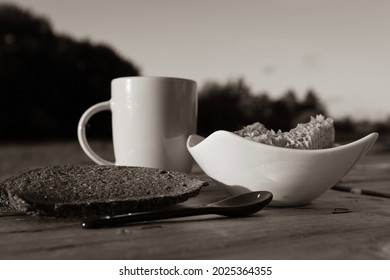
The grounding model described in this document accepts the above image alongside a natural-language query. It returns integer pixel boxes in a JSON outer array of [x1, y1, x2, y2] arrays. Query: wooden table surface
[[1, 141, 390, 260]]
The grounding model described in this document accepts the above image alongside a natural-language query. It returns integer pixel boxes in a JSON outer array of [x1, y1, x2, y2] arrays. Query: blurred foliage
[[0, 4, 139, 140], [198, 78, 390, 144], [335, 116, 390, 142], [198, 78, 328, 136], [1, 3, 389, 143]]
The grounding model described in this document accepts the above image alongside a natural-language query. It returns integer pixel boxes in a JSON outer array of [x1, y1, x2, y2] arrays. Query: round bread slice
[[0, 165, 207, 218]]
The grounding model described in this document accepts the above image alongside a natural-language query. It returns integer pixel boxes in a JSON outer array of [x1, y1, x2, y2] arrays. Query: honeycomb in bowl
[[234, 115, 335, 149]]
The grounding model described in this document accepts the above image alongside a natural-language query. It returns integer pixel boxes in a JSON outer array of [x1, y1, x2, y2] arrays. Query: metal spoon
[[81, 191, 273, 229]]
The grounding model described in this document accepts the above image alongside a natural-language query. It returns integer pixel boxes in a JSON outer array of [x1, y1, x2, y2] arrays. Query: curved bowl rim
[[188, 130, 379, 154]]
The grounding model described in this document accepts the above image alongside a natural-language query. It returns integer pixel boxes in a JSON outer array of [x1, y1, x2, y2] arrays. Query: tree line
[[198, 79, 327, 136], [0, 3, 389, 142], [197, 80, 390, 141], [0, 4, 139, 140]]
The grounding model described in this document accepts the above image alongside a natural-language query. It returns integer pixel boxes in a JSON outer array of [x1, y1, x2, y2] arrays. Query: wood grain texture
[[1, 141, 389, 260]]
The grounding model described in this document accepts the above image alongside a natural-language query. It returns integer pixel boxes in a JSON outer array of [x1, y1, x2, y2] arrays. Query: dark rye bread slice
[[0, 165, 207, 218]]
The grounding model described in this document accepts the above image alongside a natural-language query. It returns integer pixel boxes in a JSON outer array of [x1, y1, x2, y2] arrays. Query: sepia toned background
[[1, 0, 390, 141], [1, 1, 390, 262]]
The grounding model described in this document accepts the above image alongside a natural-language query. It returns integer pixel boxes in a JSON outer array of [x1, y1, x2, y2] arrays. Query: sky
[[4, 0, 390, 120]]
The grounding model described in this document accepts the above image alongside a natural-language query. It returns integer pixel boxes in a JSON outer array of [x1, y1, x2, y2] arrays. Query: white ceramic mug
[[77, 76, 197, 173]]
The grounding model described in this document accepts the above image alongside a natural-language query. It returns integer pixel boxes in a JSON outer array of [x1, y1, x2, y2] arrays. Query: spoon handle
[[81, 207, 209, 229]]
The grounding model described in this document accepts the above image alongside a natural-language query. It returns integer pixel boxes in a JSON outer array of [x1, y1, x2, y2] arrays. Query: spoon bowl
[[207, 191, 273, 217], [82, 191, 273, 229]]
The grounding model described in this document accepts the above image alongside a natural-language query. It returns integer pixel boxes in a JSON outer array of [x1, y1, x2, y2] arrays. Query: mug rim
[[112, 76, 196, 84]]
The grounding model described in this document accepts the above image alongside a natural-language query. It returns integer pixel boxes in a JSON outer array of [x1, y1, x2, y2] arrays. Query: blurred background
[[1, 0, 389, 142]]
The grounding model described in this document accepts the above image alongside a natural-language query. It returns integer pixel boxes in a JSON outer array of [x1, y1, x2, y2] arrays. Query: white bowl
[[187, 131, 378, 206]]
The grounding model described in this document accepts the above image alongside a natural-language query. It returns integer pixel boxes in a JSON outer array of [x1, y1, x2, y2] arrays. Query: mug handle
[[77, 101, 115, 165]]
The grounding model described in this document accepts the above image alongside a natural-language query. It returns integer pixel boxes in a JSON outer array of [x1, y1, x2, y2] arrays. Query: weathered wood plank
[[1, 182, 390, 260], [1, 142, 390, 260]]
